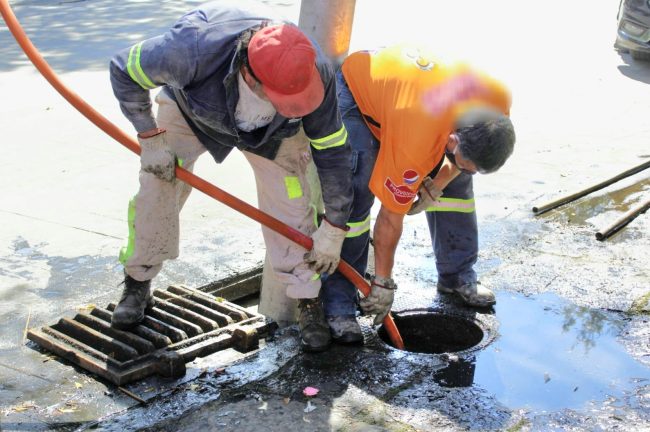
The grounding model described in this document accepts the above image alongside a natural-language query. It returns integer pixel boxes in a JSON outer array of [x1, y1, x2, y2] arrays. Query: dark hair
[[455, 107, 515, 174], [236, 27, 259, 81]]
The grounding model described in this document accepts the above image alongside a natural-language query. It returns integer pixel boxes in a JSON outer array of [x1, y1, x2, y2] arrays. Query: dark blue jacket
[[109, 0, 352, 226]]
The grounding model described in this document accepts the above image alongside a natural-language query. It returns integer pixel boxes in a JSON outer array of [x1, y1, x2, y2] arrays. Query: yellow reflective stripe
[[346, 215, 371, 238], [311, 204, 319, 228], [119, 196, 137, 265], [284, 176, 303, 199], [425, 197, 475, 213], [310, 273, 321, 281], [309, 125, 347, 150], [177, 158, 184, 168], [127, 43, 156, 90]]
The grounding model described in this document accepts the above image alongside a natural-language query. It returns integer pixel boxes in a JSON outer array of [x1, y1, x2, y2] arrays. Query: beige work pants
[[121, 91, 321, 321]]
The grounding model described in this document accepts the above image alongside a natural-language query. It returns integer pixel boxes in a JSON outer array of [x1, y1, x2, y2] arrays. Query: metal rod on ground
[[118, 386, 147, 404], [595, 197, 650, 241], [532, 160, 650, 215], [0, 0, 405, 350]]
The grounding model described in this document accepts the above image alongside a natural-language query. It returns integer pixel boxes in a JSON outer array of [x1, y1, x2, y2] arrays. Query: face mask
[[445, 147, 477, 176], [444, 148, 457, 167]]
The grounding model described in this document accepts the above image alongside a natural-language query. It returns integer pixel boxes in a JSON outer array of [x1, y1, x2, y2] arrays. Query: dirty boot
[[111, 274, 154, 330], [437, 282, 496, 308], [298, 298, 331, 352], [327, 315, 363, 345]]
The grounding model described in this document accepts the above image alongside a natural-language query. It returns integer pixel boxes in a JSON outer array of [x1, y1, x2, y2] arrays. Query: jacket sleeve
[[109, 23, 199, 133], [301, 62, 353, 228]]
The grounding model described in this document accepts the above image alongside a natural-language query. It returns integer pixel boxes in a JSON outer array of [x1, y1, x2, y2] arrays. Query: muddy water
[[388, 291, 650, 412]]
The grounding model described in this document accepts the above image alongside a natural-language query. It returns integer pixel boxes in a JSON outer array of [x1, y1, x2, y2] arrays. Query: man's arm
[[303, 62, 354, 227], [109, 26, 199, 134], [430, 156, 460, 190], [359, 204, 402, 324], [373, 204, 405, 278]]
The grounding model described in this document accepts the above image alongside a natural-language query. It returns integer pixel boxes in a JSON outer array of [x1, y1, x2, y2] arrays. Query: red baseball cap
[[248, 24, 325, 118]]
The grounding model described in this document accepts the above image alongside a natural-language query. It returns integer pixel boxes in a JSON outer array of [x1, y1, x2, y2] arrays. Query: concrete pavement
[[1, 0, 649, 431]]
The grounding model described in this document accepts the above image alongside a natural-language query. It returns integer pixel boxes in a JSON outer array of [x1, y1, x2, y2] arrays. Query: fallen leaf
[[144, 387, 155, 393], [258, 401, 268, 411], [74, 382, 83, 389], [283, 397, 290, 405], [57, 408, 76, 414], [78, 304, 96, 312], [12, 402, 37, 413], [189, 384, 199, 391]]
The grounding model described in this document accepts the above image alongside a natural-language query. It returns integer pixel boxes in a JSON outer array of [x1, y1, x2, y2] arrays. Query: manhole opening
[[378, 312, 484, 354]]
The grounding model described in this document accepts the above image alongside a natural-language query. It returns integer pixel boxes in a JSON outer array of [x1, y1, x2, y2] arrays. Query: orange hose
[[0, 0, 404, 350]]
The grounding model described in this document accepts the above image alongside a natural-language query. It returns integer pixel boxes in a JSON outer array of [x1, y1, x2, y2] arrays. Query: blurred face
[[445, 134, 480, 175]]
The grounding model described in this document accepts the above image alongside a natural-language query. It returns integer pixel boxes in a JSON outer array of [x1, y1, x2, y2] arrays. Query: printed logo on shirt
[[384, 178, 416, 205], [402, 47, 435, 72], [403, 169, 419, 185]]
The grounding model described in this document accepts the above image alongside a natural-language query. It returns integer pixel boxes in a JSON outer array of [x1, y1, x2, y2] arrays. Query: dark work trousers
[[320, 71, 378, 317], [424, 172, 478, 290]]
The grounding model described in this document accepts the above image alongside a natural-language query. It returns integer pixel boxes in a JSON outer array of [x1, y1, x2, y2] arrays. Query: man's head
[[246, 24, 324, 118], [453, 107, 516, 174]]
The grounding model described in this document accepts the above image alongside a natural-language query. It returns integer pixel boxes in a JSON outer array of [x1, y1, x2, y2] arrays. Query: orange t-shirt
[[341, 44, 512, 213]]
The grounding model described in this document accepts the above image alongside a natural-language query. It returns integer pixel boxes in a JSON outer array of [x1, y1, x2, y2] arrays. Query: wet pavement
[[1, 0, 650, 431]]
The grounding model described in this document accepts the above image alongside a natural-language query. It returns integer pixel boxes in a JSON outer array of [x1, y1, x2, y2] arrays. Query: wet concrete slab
[[1, 0, 650, 431]]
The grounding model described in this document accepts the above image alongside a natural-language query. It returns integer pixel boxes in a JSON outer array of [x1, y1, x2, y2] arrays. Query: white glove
[[407, 176, 443, 215], [303, 219, 347, 275], [360, 276, 397, 325], [139, 132, 175, 182]]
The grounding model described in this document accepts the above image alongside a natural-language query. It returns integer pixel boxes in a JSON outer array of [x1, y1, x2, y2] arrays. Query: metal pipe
[[532, 160, 650, 215], [298, 0, 356, 66], [595, 197, 650, 241]]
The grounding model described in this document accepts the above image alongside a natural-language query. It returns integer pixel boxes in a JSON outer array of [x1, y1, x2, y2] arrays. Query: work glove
[[407, 176, 443, 215], [360, 276, 397, 325], [304, 219, 348, 275], [139, 131, 176, 182]]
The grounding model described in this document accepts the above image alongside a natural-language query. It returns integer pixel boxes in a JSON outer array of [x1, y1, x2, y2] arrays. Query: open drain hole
[[378, 311, 484, 354]]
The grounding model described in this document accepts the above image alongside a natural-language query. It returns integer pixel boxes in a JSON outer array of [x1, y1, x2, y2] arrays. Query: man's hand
[[407, 176, 443, 215], [360, 276, 397, 325], [304, 219, 347, 275], [139, 130, 175, 182]]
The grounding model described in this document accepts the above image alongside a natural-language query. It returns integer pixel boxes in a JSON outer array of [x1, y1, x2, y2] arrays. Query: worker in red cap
[[109, 0, 352, 353]]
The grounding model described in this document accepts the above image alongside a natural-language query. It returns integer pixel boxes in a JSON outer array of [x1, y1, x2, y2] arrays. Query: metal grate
[[27, 281, 274, 385]]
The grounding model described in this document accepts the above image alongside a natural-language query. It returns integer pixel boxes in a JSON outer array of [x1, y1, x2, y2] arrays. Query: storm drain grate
[[27, 283, 275, 385]]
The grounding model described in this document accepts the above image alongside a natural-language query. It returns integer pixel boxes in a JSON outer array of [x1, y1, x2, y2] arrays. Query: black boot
[[111, 274, 154, 330], [298, 298, 331, 352]]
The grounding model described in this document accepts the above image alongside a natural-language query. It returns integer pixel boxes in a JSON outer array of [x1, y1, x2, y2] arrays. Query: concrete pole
[[298, 0, 357, 67]]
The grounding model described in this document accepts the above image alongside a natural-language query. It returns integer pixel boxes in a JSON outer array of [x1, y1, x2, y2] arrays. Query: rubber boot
[[437, 282, 496, 307], [111, 274, 155, 330], [327, 315, 363, 345], [297, 298, 331, 352]]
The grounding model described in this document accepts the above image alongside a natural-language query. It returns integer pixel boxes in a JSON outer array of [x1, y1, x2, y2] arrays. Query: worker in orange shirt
[[319, 45, 516, 343]]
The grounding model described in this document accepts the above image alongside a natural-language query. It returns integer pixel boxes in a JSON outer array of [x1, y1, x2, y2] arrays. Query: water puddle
[[449, 291, 650, 411]]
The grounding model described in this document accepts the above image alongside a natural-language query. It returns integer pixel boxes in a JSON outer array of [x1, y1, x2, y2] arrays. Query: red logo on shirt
[[403, 169, 419, 185], [384, 178, 416, 205]]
